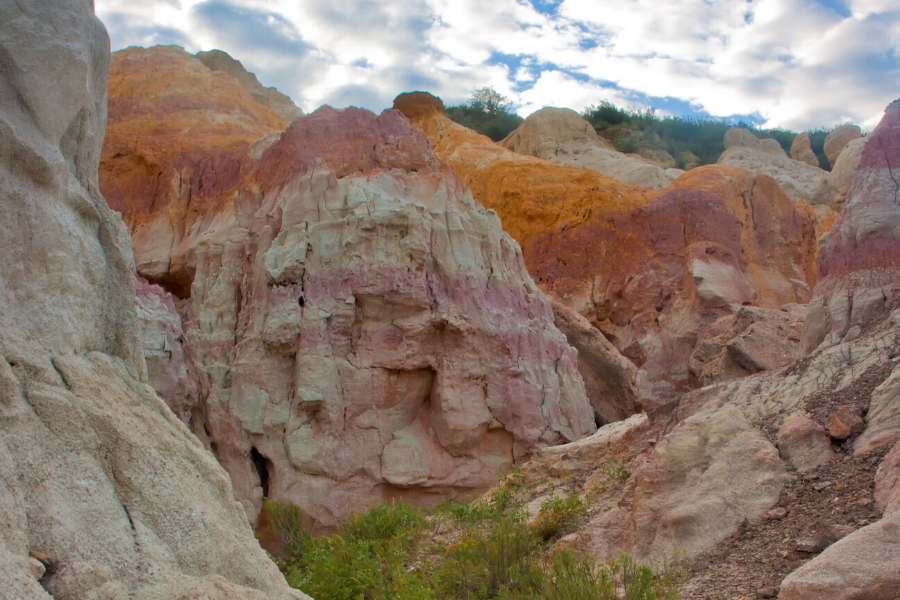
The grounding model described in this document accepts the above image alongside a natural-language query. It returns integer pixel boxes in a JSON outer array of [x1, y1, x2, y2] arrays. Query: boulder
[[0, 2, 304, 598], [824, 124, 863, 168], [790, 132, 820, 167], [196, 49, 304, 125], [717, 128, 828, 203], [776, 416, 836, 472], [502, 107, 679, 189], [689, 304, 805, 387], [103, 71, 596, 528], [810, 137, 868, 206], [802, 100, 900, 354]]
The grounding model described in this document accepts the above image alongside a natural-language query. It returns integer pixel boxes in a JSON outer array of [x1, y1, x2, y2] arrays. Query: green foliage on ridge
[[445, 86, 524, 142]]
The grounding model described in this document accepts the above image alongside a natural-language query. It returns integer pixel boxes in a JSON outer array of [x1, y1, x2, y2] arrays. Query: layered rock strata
[[717, 127, 827, 202], [475, 103, 900, 597], [102, 58, 596, 528], [501, 107, 681, 190], [0, 3, 304, 598], [802, 100, 900, 354], [395, 90, 819, 405]]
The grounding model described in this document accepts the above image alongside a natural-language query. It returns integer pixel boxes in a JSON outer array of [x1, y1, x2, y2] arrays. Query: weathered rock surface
[[790, 132, 820, 167], [810, 136, 868, 206], [717, 128, 828, 202], [776, 104, 900, 600], [0, 3, 304, 598], [824, 124, 863, 168], [802, 100, 900, 354], [103, 70, 596, 528], [689, 305, 805, 388], [396, 93, 817, 407], [501, 107, 680, 190], [100, 45, 286, 251], [196, 49, 304, 125], [550, 298, 643, 426]]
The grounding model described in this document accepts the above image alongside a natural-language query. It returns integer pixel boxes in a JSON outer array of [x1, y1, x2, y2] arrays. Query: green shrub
[[263, 498, 310, 565], [434, 512, 537, 600], [529, 492, 585, 541]]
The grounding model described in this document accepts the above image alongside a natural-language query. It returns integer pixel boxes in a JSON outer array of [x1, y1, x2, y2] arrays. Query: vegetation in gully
[[263, 465, 685, 600]]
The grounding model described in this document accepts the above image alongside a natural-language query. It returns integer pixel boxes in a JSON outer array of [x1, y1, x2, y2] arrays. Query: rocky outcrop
[[196, 49, 304, 125], [790, 132, 820, 167], [802, 100, 900, 354], [501, 107, 680, 190], [103, 66, 596, 528], [0, 2, 304, 598], [689, 304, 805, 388], [395, 93, 817, 407], [717, 127, 828, 202], [550, 299, 643, 426], [810, 136, 868, 206], [824, 124, 863, 168]]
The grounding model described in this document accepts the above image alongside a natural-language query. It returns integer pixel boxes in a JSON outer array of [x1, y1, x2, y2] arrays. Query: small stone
[[814, 481, 833, 492], [27, 557, 45, 580], [826, 406, 865, 440], [768, 507, 788, 520], [757, 586, 778, 598], [796, 531, 835, 553]]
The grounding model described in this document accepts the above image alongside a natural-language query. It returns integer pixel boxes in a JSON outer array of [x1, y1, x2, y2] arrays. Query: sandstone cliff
[[102, 50, 597, 529], [396, 93, 817, 405], [0, 2, 305, 598]]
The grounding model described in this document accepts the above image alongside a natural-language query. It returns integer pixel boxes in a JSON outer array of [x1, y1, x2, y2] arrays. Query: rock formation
[[802, 100, 900, 354], [101, 57, 596, 528], [395, 93, 818, 406], [790, 132, 820, 167], [717, 127, 828, 202], [823, 124, 863, 168], [196, 49, 304, 125], [472, 102, 900, 599], [551, 299, 643, 426], [688, 304, 805, 388], [810, 136, 868, 206], [501, 107, 681, 190], [0, 2, 305, 598]]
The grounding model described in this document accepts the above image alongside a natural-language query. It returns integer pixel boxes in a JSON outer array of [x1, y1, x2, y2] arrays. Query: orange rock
[[394, 92, 816, 402], [100, 46, 286, 229], [395, 92, 818, 404]]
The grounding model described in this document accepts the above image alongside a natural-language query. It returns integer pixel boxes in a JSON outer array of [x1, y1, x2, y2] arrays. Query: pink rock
[[105, 70, 596, 528], [803, 100, 900, 353], [777, 416, 836, 473]]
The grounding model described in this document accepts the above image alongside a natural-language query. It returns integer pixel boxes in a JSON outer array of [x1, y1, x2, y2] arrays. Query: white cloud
[[94, 0, 899, 130]]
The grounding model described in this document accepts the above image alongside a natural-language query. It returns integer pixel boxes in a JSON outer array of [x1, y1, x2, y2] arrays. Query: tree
[[470, 86, 513, 114]]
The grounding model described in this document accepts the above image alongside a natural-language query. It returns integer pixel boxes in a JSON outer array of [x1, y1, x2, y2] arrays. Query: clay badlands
[[1, 2, 899, 599]]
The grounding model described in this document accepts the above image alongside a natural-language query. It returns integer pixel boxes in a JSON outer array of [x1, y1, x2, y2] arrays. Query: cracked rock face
[[803, 99, 900, 354], [103, 58, 595, 528], [0, 2, 304, 598]]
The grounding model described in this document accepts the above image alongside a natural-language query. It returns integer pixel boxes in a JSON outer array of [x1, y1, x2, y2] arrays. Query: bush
[[269, 495, 684, 600], [529, 492, 585, 540]]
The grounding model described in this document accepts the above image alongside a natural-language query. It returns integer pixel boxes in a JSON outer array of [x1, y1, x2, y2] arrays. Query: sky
[[95, 0, 899, 131]]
